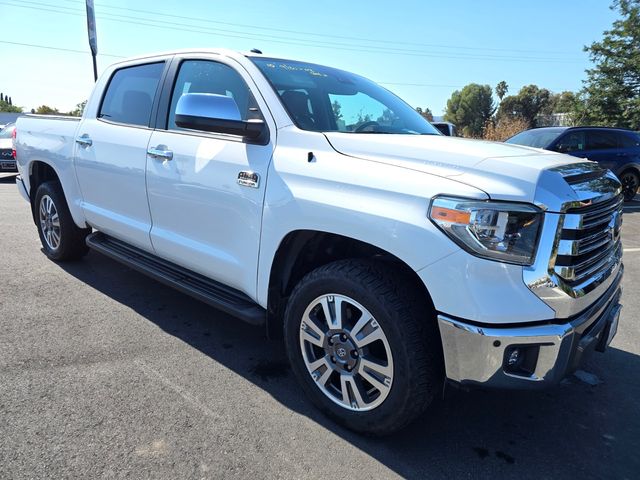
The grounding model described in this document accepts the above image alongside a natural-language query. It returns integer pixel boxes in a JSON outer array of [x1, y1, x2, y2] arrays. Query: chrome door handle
[[147, 146, 173, 161], [75, 134, 92, 147]]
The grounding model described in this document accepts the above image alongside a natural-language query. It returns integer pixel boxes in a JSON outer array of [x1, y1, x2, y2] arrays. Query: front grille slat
[[555, 192, 623, 285]]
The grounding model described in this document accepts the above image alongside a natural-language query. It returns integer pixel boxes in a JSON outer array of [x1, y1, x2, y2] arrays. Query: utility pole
[[85, 0, 98, 81]]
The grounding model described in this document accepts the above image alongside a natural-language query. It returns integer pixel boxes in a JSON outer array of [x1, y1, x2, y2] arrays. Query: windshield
[[505, 128, 566, 149], [0, 124, 15, 139], [251, 57, 439, 135]]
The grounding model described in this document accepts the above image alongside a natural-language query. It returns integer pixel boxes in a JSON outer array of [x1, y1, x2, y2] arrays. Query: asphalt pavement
[[1, 172, 638, 479]]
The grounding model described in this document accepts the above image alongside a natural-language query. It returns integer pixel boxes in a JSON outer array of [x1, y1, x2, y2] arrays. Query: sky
[[0, 0, 621, 115]]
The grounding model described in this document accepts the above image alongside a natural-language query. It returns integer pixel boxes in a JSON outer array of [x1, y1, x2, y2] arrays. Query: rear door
[[145, 55, 275, 298], [583, 129, 620, 171], [74, 60, 167, 251]]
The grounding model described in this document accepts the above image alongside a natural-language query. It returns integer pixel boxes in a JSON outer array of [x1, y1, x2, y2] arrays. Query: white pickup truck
[[15, 49, 623, 435]]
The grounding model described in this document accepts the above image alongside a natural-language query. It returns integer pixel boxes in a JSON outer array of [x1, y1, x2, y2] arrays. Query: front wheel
[[34, 181, 91, 261], [284, 260, 442, 435]]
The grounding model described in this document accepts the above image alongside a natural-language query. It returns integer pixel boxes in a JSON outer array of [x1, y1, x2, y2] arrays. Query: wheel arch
[[28, 160, 62, 224], [26, 159, 86, 228], [265, 229, 435, 338]]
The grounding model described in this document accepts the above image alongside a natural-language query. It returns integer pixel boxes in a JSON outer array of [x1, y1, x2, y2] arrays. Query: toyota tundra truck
[[14, 49, 624, 435]]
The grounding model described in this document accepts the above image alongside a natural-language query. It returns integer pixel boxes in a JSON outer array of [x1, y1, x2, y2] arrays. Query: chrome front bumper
[[438, 266, 623, 389]]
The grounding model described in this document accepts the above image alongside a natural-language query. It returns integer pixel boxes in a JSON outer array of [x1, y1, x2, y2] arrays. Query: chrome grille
[[554, 194, 623, 290]]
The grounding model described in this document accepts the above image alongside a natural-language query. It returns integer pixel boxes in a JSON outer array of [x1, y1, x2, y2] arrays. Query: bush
[[482, 117, 530, 142]]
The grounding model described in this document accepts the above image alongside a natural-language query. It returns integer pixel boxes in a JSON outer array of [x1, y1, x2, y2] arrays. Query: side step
[[86, 232, 266, 326]]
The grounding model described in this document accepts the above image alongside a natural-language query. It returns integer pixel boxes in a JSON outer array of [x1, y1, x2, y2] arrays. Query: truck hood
[[324, 133, 586, 204]]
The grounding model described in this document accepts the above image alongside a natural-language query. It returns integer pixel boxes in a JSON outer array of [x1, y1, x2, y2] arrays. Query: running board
[[86, 232, 266, 326]]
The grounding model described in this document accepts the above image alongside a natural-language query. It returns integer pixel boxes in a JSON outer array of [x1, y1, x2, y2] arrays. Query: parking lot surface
[[1, 173, 639, 479]]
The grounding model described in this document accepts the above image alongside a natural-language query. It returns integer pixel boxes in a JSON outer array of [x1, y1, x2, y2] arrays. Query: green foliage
[[497, 85, 553, 127], [495, 81, 509, 102], [550, 91, 579, 113], [444, 84, 495, 137], [416, 107, 433, 121], [68, 100, 87, 117], [580, 0, 640, 129], [35, 105, 59, 115], [0, 92, 21, 112]]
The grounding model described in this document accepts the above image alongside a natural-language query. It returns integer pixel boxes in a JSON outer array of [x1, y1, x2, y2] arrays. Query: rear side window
[[586, 130, 618, 150], [99, 62, 164, 127], [617, 132, 640, 148]]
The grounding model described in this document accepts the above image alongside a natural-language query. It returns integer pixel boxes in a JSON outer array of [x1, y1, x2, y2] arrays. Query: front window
[[251, 57, 439, 135], [167, 60, 262, 131]]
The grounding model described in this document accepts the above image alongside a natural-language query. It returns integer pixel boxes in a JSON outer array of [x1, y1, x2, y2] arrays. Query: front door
[[146, 57, 274, 298]]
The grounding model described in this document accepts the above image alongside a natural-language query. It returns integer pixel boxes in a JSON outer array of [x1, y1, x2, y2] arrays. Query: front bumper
[[438, 266, 623, 389]]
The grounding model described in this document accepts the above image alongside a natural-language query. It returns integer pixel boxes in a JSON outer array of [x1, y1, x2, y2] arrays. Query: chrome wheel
[[299, 294, 394, 411], [39, 194, 61, 251]]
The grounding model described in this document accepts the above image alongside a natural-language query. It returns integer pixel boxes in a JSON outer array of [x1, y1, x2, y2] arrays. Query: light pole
[[85, 0, 98, 81]]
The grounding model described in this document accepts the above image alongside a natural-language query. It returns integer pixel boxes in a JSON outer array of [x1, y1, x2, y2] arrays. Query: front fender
[[256, 128, 488, 307]]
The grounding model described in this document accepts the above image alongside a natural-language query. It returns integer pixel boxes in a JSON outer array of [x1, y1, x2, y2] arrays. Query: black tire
[[620, 170, 639, 202], [284, 259, 442, 435], [34, 181, 91, 261]]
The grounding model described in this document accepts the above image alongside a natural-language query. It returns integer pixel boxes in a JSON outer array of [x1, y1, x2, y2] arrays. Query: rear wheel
[[284, 259, 442, 435], [620, 170, 639, 202], [34, 181, 90, 261]]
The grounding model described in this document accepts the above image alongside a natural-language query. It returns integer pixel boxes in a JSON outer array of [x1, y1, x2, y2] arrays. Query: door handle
[[75, 134, 92, 147], [147, 146, 173, 161]]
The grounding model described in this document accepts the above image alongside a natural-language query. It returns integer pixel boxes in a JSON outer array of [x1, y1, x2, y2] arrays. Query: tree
[[550, 91, 579, 113], [416, 107, 433, 121], [0, 95, 21, 113], [35, 105, 59, 115], [483, 117, 531, 142], [497, 84, 552, 127], [495, 81, 509, 102], [443, 84, 495, 137], [69, 100, 87, 117], [580, 0, 640, 129]]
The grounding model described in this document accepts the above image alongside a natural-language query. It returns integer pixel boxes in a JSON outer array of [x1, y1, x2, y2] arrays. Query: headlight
[[429, 196, 543, 265]]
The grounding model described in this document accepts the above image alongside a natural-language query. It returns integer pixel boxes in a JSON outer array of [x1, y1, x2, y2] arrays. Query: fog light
[[507, 348, 521, 367], [504, 345, 540, 377]]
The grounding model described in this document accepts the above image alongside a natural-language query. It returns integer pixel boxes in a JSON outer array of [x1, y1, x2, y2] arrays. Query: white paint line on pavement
[[623, 247, 640, 252]]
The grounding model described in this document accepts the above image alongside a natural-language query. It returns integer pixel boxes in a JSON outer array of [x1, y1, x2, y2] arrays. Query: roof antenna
[[250, 48, 263, 54]]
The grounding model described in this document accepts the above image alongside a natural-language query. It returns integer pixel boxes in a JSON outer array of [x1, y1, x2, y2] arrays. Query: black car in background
[[506, 126, 640, 201]]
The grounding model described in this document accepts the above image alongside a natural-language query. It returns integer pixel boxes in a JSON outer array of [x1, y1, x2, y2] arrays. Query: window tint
[[617, 132, 640, 148], [586, 130, 618, 150], [99, 62, 164, 127], [168, 60, 261, 131], [505, 128, 566, 149], [554, 131, 586, 153]]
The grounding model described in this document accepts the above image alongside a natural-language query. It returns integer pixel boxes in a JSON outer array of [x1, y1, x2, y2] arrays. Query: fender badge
[[237, 171, 260, 188]]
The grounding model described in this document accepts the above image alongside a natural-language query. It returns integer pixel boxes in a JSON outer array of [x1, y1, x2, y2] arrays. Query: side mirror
[[174, 93, 266, 141]]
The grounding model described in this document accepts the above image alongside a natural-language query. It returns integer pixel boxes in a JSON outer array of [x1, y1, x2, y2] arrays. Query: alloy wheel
[[39, 194, 61, 251], [299, 294, 394, 411]]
